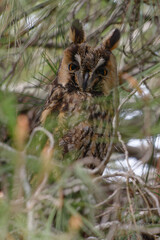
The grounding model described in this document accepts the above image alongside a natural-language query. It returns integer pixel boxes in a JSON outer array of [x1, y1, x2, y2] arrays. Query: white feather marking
[[95, 58, 105, 69], [75, 54, 81, 65]]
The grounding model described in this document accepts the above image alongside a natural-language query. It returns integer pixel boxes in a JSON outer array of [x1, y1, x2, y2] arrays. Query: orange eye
[[68, 63, 78, 71], [96, 68, 108, 76]]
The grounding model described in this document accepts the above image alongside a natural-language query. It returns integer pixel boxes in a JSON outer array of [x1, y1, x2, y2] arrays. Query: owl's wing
[[40, 84, 66, 124]]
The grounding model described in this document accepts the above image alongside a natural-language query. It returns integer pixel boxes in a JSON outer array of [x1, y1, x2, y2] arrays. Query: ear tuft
[[69, 19, 85, 44], [103, 28, 121, 51]]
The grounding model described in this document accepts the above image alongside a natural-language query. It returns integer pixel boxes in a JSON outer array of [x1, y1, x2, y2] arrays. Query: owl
[[40, 20, 120, 166]]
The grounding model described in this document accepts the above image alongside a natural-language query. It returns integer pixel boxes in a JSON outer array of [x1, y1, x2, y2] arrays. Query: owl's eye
[[96, 68, 108, 76], [68, 63, 79, 71]]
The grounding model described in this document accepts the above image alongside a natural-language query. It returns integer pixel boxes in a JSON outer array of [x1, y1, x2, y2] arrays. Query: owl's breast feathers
[[41, 83, 114, 161]]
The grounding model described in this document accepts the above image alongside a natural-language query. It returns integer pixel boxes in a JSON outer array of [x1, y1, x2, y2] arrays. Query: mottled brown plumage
[[41, 20, 120, 161]]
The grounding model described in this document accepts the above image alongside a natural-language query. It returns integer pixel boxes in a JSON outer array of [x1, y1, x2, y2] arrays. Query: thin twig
[[117, 131, 132, 171], [132, 179, 153, 220], [24, 126, 54, 152], [95, 189, 119, 208], [97, 170, 160, 216], [0, 141, 38, 161], [130, 174, 160, 216], [118, 70, 160, 112], [95, 221, 119, 230], [126, 177, 141, 240], [87, 1, 125, 41], [5, 0, 54, 30]]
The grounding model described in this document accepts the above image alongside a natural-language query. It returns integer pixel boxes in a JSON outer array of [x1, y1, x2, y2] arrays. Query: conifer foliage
[[0, 0, 160, 239]]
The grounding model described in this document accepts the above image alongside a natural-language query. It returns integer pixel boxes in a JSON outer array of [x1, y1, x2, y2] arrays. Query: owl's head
[[58, 20, 120, 95]]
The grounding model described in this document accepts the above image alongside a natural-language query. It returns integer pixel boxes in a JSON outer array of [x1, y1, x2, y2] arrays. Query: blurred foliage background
[[0, 0, 160, 239]]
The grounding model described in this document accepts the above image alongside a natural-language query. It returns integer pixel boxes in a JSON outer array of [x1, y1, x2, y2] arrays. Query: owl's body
[[41, 20, 120, 162]]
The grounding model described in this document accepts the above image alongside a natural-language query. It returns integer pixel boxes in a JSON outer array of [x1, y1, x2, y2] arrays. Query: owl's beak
[[83, 72, 89, 91]]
